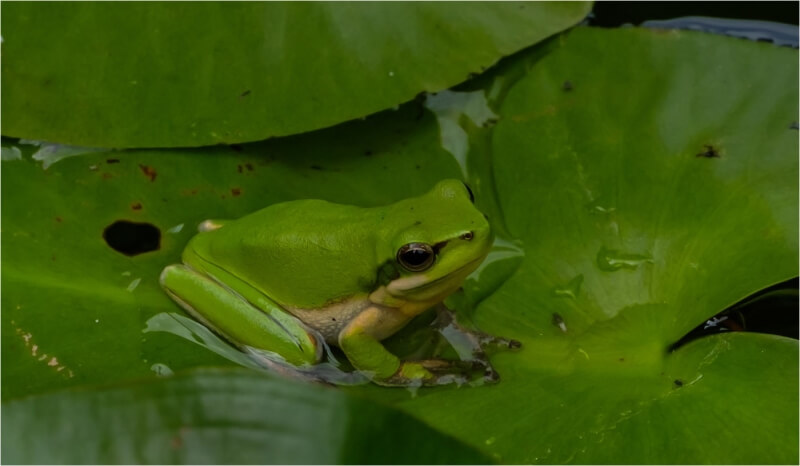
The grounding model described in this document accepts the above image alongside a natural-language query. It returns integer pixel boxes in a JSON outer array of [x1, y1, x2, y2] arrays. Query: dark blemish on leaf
[[696, 144, 720, 158], [364, 150, 373, 157], [245, 163, 254, 171], [562, 80, 573, 92], [220, 194, 226, 199], [482, 118, 498, 128], [332, 318, 337, 322], [310, 165, 323, 171], [231, 188, 241, 197], [237, 165, 243, 173], [230, 144, 243, 152], [674, 379, 684, 387], [240, 90, 251, 97], [55, 217, 62, 223], [131, 202, 142, 211], [414, 221, 422, 226], [171, 433, 183, 450], [139, 164, 157, 181], [618, 357, 625, 362], [382, 165, 388, 170], [790, 122, 799, 130], [103, 220, 161, 256], [415, 165, 421, 169], [101, 172, 113, 179], [52, 255, 57, 261], [106, 158, 120, 164], [552, 313, 566, 331]]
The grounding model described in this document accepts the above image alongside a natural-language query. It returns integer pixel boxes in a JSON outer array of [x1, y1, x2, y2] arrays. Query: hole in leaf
[[669, 278, 799, 351], [103, 220, 161, 256]]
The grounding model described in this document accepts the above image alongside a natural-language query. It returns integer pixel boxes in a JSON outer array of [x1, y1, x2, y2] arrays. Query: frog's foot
[[433, 304, 522, 354], [377, 359, 498, 387]]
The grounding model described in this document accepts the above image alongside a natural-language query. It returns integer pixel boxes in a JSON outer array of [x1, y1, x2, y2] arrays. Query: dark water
[[590, 1, 798, 27]]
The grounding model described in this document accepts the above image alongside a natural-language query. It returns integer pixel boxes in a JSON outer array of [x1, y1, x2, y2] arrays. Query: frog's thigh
[[338, 306, 408, 380], [160, 264, 320, 366]]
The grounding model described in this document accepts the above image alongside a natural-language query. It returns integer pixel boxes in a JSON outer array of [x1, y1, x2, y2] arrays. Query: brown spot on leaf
[[131, 202, 142, 211], [101, 172, 114, 179], [696, 144, 720, 158], [240, 89, 251, 97], [562, 80, 573, 92], [245, 163, 254, 171], [55, 217, 62, 223], [139, 164, 157, 181], [106, 158, 120, 164], [231, 188, 241, 197], [237, 165, 243, 173]]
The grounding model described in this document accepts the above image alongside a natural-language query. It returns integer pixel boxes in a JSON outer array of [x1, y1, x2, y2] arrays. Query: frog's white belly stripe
[[286, 298, 371, 344]]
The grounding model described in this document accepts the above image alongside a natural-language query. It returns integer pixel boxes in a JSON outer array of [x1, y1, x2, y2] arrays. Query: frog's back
[[192, 199, 385, 309]]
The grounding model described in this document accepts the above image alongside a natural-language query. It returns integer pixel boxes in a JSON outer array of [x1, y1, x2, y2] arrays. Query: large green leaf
[[3, 27, 797, 464], [2, 368, 488, 464], [0, 2, 591, 148], [385, 27, 798, 463]]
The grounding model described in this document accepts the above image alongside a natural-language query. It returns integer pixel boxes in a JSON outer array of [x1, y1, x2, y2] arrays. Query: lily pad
[[376, 26, 798, 463], [0, 2, 591, 148], [2, 26, 797, 464], [2, 368, 489, 464]]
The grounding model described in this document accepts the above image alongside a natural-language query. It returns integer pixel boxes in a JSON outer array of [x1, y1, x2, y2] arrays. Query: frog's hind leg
[[160, 264, 321, 367]]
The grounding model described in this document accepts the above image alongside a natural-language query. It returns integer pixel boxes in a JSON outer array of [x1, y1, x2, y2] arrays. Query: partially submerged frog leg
[[160, 264, 321, 367], [433, 304, 521, 369], [339, 306, 482, 387]]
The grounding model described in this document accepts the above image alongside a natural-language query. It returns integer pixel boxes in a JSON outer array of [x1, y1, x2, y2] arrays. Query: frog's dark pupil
[[397, 243, 435, 271], [403, 249, 430, 266]]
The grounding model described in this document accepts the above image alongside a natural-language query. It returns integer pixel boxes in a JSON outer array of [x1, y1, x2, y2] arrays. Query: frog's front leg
[[338, 306, 483, 386], [160, 264, 321, 367]]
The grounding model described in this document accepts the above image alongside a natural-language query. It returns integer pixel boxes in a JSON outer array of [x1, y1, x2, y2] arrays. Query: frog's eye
[[397, 243, 435, 272], [462, 182, 475, 203]]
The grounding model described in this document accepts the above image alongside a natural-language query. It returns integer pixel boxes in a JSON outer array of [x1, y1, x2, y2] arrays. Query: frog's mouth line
[[388, 255, 486, 295]]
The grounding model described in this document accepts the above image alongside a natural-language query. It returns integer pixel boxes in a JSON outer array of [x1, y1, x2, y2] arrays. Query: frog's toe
[[417, 358, 485, 374], [480, 335, 522, 351]]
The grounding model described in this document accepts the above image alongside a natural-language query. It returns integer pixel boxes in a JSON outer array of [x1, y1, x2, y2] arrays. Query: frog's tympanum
[[161, 179, 519, 386]]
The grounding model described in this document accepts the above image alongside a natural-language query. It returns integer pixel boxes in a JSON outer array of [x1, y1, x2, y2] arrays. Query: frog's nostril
[[460, 231, 474, 241]]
